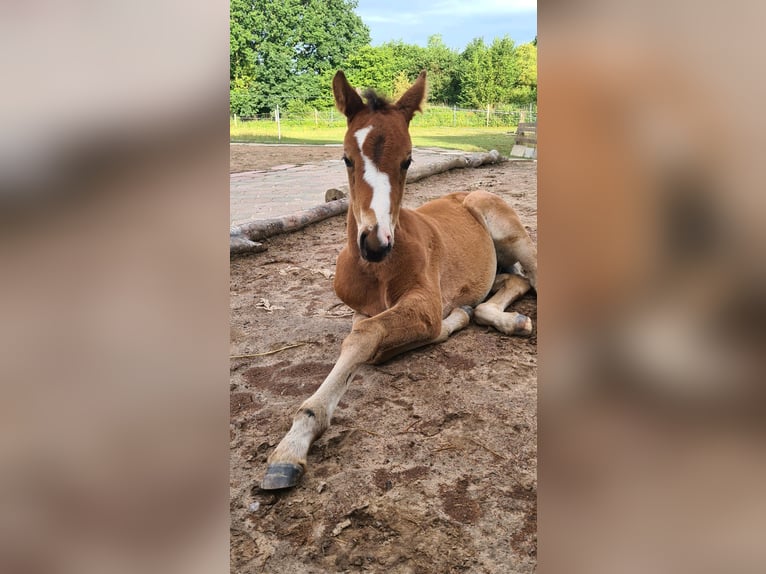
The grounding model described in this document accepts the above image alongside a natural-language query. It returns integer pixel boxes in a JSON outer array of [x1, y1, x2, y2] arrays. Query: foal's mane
[[361, 88, 393, 112]]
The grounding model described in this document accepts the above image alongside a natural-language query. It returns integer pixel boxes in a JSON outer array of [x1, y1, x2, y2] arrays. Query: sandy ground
[[230, 144, 342, 173], [230, 145, 538, 573]]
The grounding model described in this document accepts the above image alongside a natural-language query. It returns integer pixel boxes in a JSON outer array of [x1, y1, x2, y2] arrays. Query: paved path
[[230, 147, 469, 228]]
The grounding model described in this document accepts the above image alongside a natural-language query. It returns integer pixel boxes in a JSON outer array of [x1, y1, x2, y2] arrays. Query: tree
[[230, 0, 370, 115], [342, 44, 398, 98], [366, 37, 460, 105], [229, 1, 536, 116], [419, 35, 460, 104], [391, 70, 412, 100], [456, 36, 536, 108], [489, 36, 517, 104], [510, 42, 537, 104], [458, 38, 493, 108], [230, 0, 258, 83]]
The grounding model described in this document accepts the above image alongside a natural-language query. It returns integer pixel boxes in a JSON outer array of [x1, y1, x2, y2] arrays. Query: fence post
[[314, 109, 318, 127], [486, 104, 490, 127], [453, 105, 457, 127], [275, 104, 281, 141]]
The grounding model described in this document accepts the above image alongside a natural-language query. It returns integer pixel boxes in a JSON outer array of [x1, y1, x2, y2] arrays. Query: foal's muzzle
[[359, 227, 392, 262]]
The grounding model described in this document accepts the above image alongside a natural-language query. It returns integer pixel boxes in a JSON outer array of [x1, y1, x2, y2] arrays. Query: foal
[[260, 71, 537, 489]]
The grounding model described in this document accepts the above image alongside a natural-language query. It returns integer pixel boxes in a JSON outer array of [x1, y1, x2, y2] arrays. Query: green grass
[[230, 122, 516, 155], [411, 127, 514, 154]]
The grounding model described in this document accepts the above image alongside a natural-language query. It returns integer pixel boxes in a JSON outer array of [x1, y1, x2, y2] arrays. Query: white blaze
[[354, 125, 392, 245]]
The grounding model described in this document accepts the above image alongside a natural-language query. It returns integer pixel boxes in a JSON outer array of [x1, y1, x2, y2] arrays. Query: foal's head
[[332, 70, 427, 262]]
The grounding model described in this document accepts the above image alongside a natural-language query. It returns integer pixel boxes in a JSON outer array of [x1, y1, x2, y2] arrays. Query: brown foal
[[260, 71, 537, 490]]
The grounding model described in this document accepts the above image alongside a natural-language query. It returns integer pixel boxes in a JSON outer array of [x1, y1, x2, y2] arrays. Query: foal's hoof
[[260, 462, 304, 490], [460, 305, 474, 320], [515, 314, 533, 336]]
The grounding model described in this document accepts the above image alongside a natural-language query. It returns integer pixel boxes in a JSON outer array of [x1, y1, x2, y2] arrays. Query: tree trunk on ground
[[231, 198, 349, 255]]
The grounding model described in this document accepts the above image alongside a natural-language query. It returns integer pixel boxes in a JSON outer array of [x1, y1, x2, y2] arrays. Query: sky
[[354, 0, 537, 52]]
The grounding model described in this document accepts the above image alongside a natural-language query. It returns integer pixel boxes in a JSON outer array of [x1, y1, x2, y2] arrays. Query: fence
[[231, 104, 537, 133]]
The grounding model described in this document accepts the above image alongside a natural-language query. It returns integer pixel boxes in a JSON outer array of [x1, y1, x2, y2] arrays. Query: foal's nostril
[[359, 228, 391, 262]]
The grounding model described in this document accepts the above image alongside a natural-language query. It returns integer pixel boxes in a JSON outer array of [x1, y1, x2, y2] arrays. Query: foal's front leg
[[260, 293, 457, 490]]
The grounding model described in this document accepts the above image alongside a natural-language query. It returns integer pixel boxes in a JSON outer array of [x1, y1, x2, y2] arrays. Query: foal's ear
[[333, 71, 365, 121], [396, 71, 427, 124]]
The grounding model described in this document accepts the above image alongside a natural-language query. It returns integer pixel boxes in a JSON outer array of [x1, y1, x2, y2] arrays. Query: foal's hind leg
[[463, 191, 536, 335], [463, 190, 537, 289], [474, 273, 533, 335]]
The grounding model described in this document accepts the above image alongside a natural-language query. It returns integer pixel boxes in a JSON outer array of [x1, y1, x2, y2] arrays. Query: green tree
[[391, 70, 412, 100], [510, 42, 537, 104], [230, 0, 370, 115], [342, 44, 398, 97], [369, 37, 460, 104], [489, 36, 517, 104], [458, 38, 493, 108], [419, 35, 460, 104], [384, 40, 422, 76], [230, 0, 258, 83], [456, 36, 536, 108]]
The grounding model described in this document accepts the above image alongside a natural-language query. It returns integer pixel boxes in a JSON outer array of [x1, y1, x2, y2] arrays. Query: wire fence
[[231, 104, 537, 130]]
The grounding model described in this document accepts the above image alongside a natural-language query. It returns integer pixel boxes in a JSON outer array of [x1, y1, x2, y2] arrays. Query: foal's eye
[[343, 155, 354, 168], [401, 157, 412, 170]]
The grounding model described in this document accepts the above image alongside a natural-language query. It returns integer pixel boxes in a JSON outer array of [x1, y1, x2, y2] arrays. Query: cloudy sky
[[355, 0, 537, 51]]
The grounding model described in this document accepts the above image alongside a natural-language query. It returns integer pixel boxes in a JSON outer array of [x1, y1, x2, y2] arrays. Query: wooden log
[[230, 232, 266, 255], [407, 149, 501, 181], [232, 198, 349, 247]]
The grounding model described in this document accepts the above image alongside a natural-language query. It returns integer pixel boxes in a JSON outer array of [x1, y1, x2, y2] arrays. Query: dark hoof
[[260, 462, 304, 490], [460, 305, 474, 320]]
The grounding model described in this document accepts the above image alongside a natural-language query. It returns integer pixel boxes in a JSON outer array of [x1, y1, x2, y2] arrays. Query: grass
[[411, 127, 515, 154], [230, 122, 516, 155]]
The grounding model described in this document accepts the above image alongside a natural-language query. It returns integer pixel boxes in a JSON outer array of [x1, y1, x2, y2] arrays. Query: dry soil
[[230, 144, 537, 573]]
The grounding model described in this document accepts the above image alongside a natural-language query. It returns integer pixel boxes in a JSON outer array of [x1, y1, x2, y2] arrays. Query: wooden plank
[[512, 121, 537, 145]]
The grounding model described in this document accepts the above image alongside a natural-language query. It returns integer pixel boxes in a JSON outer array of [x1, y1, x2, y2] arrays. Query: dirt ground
[[230, 144, 342, 173], [230, 145, 538, 573]]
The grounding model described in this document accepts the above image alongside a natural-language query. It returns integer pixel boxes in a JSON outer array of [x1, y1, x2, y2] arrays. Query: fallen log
[[230, 232, 266, 255], [231, 150, 503, 254], [231, 198, 349, 254], [408, 149, 502, 182]]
